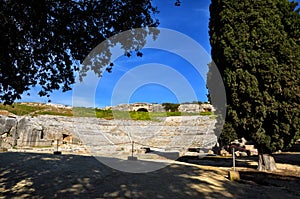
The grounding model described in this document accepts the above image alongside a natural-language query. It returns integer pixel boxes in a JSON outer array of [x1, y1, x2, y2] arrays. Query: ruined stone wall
[[111, 103, 165, 112], [178, 104, 215, 112], [108, 103, 214, 113], [0, 116, 53, 148], [0, 115, 217, 156]]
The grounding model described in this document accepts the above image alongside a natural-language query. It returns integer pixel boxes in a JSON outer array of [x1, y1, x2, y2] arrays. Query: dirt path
[[0, 152, 299, 199]]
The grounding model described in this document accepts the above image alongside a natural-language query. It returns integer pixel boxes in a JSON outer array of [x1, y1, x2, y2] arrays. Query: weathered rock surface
[[0, 116, 18, 148], [16, 117, 52, 147], [0, 115, 217, 158]]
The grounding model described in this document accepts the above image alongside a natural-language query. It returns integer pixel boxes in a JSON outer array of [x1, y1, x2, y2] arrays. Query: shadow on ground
[[179, 153, 300, 169], [0, 152, 299, 198], [178, 155, 258, 169], [273, 153, 300, 166], [239, 170, 300, 192]]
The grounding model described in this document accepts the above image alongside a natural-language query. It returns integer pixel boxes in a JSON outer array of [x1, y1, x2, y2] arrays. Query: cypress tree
[[209, 0, 300, 171]]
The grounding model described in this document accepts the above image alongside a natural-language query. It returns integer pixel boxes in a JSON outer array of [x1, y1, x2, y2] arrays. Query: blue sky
[[19, 0, 212, 107]]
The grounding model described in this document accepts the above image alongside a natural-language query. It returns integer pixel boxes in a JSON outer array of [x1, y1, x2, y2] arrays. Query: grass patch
[[200, 111, 213, 116], [130, 111, 151, 120], [167, 112, 182, 116], [0, 103, 43, 115], [72, 107, 96, 117], [38, 110, 72, 117], [95, 109, 113, 119], [112, 110, 131, 120]]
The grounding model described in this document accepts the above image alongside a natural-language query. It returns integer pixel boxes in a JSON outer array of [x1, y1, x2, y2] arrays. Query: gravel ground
[[0, 152, 300, 199]]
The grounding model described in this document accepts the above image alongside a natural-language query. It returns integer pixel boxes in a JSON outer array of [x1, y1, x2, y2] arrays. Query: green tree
[[0, 0, 159, 104], [209, 0, 300, 171], [162, 103, 180, 112]]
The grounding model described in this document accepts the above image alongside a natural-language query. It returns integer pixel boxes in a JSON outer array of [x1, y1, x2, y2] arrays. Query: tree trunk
[[257, 154, 277, 172]]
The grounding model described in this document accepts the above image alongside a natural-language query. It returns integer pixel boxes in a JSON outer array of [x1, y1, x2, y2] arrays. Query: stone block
[[207, 150, 214, 155], [245, 145, 254, 150], [228, 170, 240, 181], [127, 156, 138, 161], [220, 149, 229, 156]]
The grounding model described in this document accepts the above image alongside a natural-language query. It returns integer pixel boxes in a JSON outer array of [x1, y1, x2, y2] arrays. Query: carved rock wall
[[0, 115, 217, 156], [0, 116, 18, 148]]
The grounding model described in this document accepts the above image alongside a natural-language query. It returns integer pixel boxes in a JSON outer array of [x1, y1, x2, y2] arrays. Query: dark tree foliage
[[0, 0, 159, 104], [209, 0, 300, 153], [162, 103, 180, 112], [174, 0, 181, 6]]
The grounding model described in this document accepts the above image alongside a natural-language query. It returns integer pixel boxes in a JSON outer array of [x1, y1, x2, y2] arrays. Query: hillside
[[0, 102, 213, 120], [0, 102, 72, 116]]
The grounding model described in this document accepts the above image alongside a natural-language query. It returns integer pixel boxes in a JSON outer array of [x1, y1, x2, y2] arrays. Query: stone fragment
[[228, 170, 240, 181]]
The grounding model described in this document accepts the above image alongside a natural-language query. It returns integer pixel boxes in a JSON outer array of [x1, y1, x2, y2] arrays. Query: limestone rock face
[[0, 116, 18, 148], [178, 104, 200, 113], [16, 117, 52, 147], [0, 116, 17, 134], [0, 116, 54, 148], [0, 114, 218, 157]]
